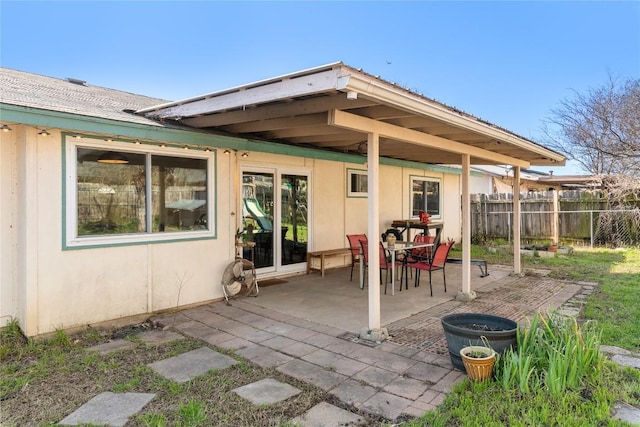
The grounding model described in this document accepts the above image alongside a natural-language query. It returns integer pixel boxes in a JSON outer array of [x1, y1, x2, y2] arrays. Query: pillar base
[[455, 291, 477, 302], [359, 327, 388, 343]]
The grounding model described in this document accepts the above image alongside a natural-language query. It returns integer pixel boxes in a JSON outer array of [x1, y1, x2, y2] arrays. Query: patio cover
[[137, 62, 565, 334]]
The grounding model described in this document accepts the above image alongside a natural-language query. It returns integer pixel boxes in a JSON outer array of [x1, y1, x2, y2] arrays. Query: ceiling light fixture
[[97, 151, 129, 164], [159, 143, 166, 148], [1, 124, 12, 132], [223, 149, 231, 154], [38, 129, 51, 136], [241, 152, 249, 157]]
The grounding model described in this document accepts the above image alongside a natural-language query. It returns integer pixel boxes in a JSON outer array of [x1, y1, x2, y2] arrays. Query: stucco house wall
[[0, 66, 487, 337], [0, 122, 465, 337]]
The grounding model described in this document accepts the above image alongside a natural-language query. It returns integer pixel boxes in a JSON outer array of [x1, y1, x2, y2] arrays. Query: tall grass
[[495, 312, 603, 397]]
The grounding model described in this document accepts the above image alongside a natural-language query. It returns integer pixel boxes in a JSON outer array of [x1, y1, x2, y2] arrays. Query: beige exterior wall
[[0, 125, 464, 336]]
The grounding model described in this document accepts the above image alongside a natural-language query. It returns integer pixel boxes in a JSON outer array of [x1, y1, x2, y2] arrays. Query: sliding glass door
[[241, 167, 309, 273]]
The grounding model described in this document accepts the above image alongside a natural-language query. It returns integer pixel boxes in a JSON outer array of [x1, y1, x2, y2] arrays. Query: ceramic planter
[[460, 345, 496, 381]]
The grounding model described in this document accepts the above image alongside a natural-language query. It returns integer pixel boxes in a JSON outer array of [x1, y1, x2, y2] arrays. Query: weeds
[[178, 399, 207, 426], [495, 312, 603, 397]]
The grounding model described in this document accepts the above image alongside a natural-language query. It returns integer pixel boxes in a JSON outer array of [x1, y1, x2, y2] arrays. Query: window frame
[[64, 135, 216, 249], [346, 168, 368, 198], [409, 175, 442, 220]]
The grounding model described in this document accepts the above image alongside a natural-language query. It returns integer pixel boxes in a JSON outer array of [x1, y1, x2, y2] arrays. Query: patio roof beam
[[328, 109, 531, 168], [182, 95, 377, 128], [142, 68, 346, 120]]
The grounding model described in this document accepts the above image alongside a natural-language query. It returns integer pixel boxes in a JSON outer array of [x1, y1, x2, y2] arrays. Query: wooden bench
[[307, 248, 352, 277], [446, 258, 489, 277]]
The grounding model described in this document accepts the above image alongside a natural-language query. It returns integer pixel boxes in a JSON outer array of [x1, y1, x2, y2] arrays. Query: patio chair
[[360, 240, 404, 294], [411, 239, 455, 296], [346, 234, 368, 281], [399, 234, 435, 285]]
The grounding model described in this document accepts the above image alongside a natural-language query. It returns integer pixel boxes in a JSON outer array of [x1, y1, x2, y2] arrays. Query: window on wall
[[410, 176, 441, 219], [347, 169, 367, 197], [67, 137, 213, 248]]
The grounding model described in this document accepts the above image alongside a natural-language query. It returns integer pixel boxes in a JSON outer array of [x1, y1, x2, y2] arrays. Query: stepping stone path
[[291, 402, 365, 426], [148, 346, 237, 383], [88, 339, 136, 356], [233, 378, 301, 405], [58, 392, 155, 426], [601, 345, 640, 425]]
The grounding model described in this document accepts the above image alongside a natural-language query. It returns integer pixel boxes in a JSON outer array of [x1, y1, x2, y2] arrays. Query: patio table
[[360, 241, 434, 295], [390, 220, 444, 246]]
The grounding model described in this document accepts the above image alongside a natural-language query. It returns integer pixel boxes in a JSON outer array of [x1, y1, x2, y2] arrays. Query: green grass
[[449, 245, 640, 350], [409, 244, 640, 426], [407, 364, 640, 427]]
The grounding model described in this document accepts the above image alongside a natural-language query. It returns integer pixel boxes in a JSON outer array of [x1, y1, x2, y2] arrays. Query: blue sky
[[2, 1, 639, 174]]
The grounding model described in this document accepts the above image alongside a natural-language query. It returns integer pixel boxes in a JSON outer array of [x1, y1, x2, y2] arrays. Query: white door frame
[[239, 163, 312, 277]]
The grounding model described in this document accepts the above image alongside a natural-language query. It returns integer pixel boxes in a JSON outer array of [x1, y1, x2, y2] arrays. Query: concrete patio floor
[[246, 263, 519, 333], [148, 262, 590, 422]]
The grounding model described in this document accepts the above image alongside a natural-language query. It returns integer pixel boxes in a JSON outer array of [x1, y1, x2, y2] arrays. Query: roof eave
[[339, 70, 566, 166]]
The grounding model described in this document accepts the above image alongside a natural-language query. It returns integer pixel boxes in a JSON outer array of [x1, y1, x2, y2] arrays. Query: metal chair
[[360, 240, 404, 294], [411, 239, 455, 296], [346, 234, 367, 281]]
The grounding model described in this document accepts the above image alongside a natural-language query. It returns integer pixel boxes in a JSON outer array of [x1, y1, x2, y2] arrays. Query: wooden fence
[[471, 190, 640, 246]]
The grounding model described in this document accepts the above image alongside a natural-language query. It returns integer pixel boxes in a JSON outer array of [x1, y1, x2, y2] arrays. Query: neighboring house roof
[[469, 164, 600, 191], [0, 67, 168, 127], [138, 62, 566, 168], [538, 174, 601, 189]]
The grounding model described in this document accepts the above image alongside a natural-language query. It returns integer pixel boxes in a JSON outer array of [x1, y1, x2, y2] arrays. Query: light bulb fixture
[[134, 139, 141, 145], [38, 129, 51, 136], [159, 143, 166, 148], [74, 135, 83, 139], [183, 145, 189, 150], [1, 124, 12, 132], [241, 152, 249, 157], [223, 149, 231, 154], [97, 151, 129, 164], [105, 137, 114, 143], [204, 147, 212, 152]]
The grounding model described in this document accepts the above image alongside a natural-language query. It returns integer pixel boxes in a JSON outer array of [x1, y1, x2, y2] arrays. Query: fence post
[[590, 210, 594, 248], [552, 189, 559, 244]]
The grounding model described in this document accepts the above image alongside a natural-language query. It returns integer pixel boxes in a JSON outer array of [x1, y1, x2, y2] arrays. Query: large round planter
[[441, 313, 518, 371]]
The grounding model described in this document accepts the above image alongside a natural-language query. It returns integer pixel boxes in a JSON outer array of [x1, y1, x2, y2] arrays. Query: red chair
[[360, 240, 403, 294], [411, 240, 455, 296], [346, 234, 367, 282], [399, 234, 435, 289]]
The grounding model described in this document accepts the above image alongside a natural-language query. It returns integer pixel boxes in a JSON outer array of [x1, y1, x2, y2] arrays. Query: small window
[[66, 136, 214, 248], [410, 176, 441, 219], [347, 169, 368, 197]]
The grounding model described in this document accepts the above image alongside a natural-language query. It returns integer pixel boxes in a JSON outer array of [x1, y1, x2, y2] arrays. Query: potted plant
[[441, 313, 517, 371], [460, 342, 497, 381]]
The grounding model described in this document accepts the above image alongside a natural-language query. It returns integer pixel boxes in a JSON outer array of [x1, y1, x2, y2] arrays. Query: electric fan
[[221, 258, 258, 305]]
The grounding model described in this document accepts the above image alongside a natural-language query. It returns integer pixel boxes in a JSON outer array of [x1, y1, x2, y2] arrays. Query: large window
[[66, 137, 214, 248], [410, 176, 441, 219]]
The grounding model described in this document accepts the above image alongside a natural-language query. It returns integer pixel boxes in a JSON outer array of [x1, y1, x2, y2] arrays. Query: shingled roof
[[0, 67, 169, 127]]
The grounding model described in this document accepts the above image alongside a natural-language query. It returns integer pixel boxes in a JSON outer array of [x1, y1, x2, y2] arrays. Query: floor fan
[[221, 258, 259, 305]]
